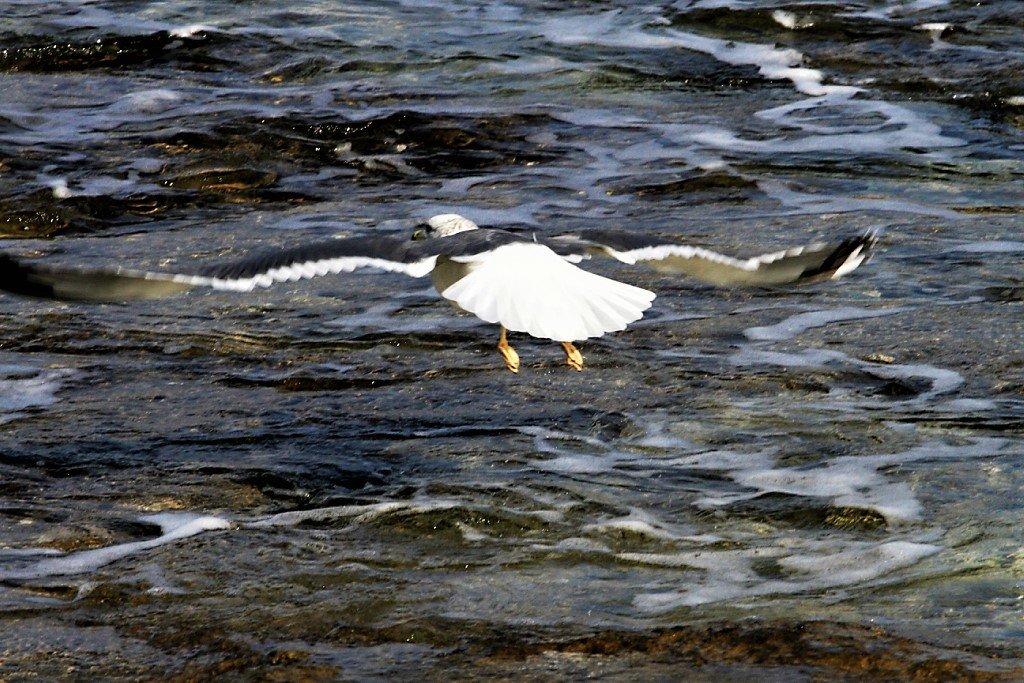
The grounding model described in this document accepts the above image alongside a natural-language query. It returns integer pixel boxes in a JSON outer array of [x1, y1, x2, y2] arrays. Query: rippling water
[[2, 1, 1023, 679]]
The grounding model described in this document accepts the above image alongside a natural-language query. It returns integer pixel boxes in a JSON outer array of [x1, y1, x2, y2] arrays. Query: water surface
[[1, 1, 1023, 679]]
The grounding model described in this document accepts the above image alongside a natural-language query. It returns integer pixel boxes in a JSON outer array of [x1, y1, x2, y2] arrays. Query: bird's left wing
[[544, 229, 877, 287], [0, 235, 439, 302]]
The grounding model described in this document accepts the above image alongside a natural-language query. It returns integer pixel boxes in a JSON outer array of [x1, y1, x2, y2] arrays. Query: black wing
[[0, 229, 533, 302], [0, 235, 439, 302], [543, 229, 878, 286]]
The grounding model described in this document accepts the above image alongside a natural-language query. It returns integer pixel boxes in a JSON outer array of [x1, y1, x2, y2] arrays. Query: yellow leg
[[561, 341, 584, 371], [497, 326, 520, 373]]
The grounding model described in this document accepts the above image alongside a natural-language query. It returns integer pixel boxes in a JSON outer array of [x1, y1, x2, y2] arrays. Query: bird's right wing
[[545, 229, 878, 287], [0, 235, 440, 302]]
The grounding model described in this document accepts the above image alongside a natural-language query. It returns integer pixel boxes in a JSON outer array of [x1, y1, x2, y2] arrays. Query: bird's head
[[412, 213, 480, 240]]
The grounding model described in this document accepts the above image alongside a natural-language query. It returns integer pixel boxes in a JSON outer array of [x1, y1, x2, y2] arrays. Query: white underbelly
[[430, 256, 474, 309]]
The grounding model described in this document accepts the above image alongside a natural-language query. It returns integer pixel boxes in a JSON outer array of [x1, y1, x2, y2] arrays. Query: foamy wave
[[731, 345, 965, 402], [118, 88, 184, 114], [749, 90, 964, 154], [693, 105, 963, 160], [526, 416, 1008, 526], [0, 513, 231, 581], [843, 0, 952, 21], [693, 445, 923, 521], [540, 9, 964, 221], [949, 241, 1024, 254], [170, 24, 216, 38], [743, 307, 907, 342], [37, 172, 147, 199], [630, 540, 942, 611], [758, 180, 961, 218], [522, 425, 620, 474], [513, 412, 1007, 610], [0, 364, 73, 425], [582, 510, 693, 541], [250, 500, 463, 528], [542, 11, 832, 95]]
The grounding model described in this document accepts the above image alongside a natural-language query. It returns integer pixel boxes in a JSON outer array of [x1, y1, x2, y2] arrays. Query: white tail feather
[[440, 243, 655, 341]]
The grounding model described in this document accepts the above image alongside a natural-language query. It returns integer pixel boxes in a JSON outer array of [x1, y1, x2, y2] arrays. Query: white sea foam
[[582, 510, 691, 541], [665, 30, 829, 96], [662, 447, 777, 473], [455, 522, 491, 543], [539, 10, 967, 218], [629, 540, 941, 611], [936, 398, 998, 412], [475, 55, 573, 77], [683, 0, 759, 8], [521, 410, 1007, 611], [865, 361, 964, 398], [683, 429, 1004, 524], [250, 500, 463, 528], [697, 93, 964, 155], [171, 24, 216, 38], [0, 548, 62, 559], [563, 113, 958, 219], [534, 451, 612, 474], [759, 180, 960, 218], [697, 450, 923, 522], [0, 513, 231, 581], [77, 175, 146, 197], [523, 426, 621, 475], [844, 0, 951, 21], [771, 10, 798, 30], [665, 30, 962, 160], [539, 1, 964, 174], [552, 108, 647, 129], [119, 89, 183, 114], [743, 306, 907, 342], [37, 169, 154, 199], [0, 364, 73, 425], [543, 13, 833, 96], [528, 415, 1008, 532], [950, 241, 1024, 253], [549, 537, 611, 554], [778, 540, 941, 580], [48, 178, 73, 199], [732, 345, 965, 403], [732, 347, 848, 369]]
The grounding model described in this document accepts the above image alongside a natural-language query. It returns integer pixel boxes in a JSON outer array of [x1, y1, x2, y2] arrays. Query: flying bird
[[0, 214, 876, 372]]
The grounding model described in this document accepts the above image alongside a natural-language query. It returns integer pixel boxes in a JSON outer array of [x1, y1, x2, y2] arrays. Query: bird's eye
[[411, 226, 429, 241]]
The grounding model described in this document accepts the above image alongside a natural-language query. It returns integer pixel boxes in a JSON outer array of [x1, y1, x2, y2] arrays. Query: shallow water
[[1, 1, 1023, 679]]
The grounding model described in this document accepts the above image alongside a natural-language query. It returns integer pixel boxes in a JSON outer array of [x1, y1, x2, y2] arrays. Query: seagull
[[0, 213, 876, 372]]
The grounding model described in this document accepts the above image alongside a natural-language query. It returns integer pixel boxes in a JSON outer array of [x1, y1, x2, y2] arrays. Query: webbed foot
[[561, 342, 583, 371], [498, 326, 520, 373]]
